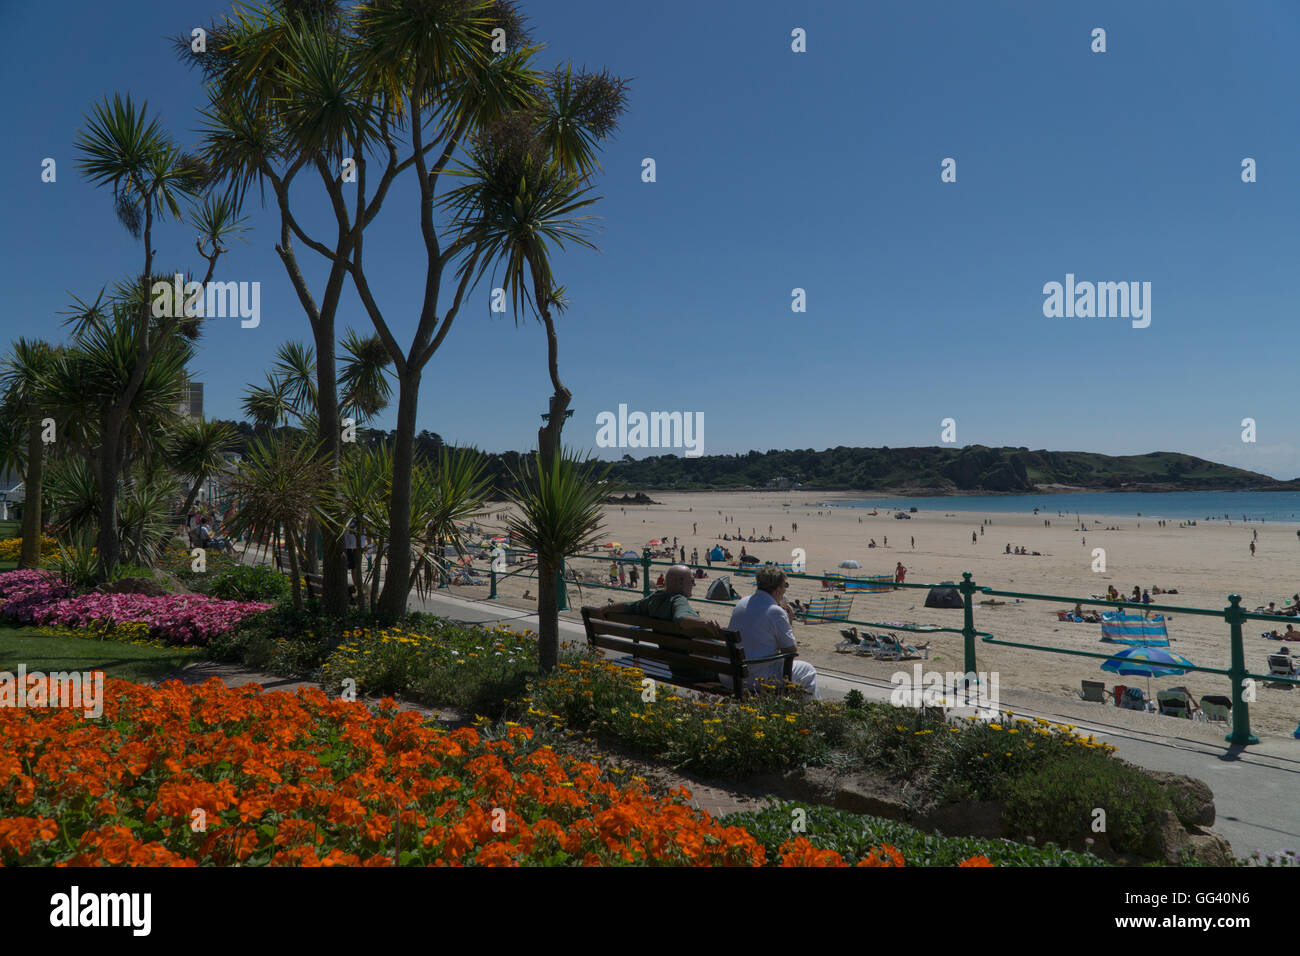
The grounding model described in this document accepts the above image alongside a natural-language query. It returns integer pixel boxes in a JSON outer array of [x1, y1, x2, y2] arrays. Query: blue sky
[[2, 1, 1298, 476]]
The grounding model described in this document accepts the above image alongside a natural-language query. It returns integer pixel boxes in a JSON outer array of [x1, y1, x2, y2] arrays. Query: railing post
[[489, 565, 498, 600], [556, 559, 568, 611], [1224, 594, 1258, 745], [641, 548, 652, 597], [959, 571, 978, 677]]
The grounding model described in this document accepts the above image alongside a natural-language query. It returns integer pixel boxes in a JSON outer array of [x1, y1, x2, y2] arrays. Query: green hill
[[598, 446, 1277, 493]]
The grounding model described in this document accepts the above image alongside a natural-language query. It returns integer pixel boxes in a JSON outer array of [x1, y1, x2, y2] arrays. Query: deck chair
[[1267, 654, 1298, 679], [1199, 695, 1231, 723], [1120, 686, 1152, 711], [854, 633, 884, 657], [875, 633, 929, 661], [1156, 689, 1192, 718], [1079, 680, 1109, 704], [870, 633, 902, 661]]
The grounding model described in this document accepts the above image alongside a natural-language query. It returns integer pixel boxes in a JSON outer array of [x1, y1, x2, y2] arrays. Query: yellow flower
[[754, 731, 765, 739]]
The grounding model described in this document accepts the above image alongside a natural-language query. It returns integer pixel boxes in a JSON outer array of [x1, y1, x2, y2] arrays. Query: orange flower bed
[[0, 678, 989, 867]]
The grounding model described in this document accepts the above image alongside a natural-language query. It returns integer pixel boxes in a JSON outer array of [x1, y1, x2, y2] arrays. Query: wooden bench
[[274, 547, 326, 600], [580, 607, 794, 700], [797, 595, 854, 623]]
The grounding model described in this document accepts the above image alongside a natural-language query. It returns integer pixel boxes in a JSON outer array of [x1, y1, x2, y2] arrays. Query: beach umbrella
[[1100, 645, 1194, 696], [647, 538, 664, 545], [839, 559, 862, 569], [603, 541, 622, 549]]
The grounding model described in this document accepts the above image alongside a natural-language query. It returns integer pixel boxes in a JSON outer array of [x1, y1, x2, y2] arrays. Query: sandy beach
[[464, 491, 1300, 738]]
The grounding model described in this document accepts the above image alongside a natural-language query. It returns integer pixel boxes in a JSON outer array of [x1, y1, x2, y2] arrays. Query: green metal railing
[[478, 548, 1294, 746]]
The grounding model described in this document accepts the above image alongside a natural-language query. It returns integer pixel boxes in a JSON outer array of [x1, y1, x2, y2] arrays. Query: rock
[[1144, 770, 1216, 827], [1148, 808, 1192, 863], [832, 776, 910, 821], [915, 800, 1003, 839], [1186, 830, 1234, 866], [99, 576, 169, 597]]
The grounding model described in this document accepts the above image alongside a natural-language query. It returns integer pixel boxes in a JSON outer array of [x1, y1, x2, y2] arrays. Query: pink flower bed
[[0, 570, 270, 645], [0, 570, 73, 625], [35, 593, 272, 645]]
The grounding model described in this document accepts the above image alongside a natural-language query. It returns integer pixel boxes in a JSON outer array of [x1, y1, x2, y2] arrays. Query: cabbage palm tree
[[170, 417, 240, 517], [0, 339, 58, 567], [73, 93, 244, 576], [225, 435, 330, 610], [505, 448, 608, 671]]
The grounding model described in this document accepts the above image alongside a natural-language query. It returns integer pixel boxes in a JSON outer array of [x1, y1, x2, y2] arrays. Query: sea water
[[832, 490, 1300, 523]]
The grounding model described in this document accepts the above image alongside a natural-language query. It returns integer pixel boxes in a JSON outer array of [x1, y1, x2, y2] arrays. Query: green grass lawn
[[0, 628, 198, 684]]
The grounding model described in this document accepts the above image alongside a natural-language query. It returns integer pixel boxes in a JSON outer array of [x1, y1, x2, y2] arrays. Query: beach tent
[[706, 576, 739, 601], [709, 546, 725, 561], [1100, 613, 1170, 647], [925, 583, 963, 609]]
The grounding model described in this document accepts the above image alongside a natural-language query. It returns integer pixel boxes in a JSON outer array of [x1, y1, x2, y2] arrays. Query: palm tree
[[0, 339, 57, 568], [505, 448, 608, 671], [225, 435, 330, 610], [44, 305, 192, 570], [73, 93, 244, 576], [170, 418, 239, 517]]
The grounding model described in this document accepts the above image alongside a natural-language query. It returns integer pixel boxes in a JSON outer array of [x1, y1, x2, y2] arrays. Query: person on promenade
[[629, 566, 638, 589], [595, 565, 720, 682], [724, 565, 818, 697]]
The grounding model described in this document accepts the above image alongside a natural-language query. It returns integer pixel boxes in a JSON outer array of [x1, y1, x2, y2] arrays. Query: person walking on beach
[[895, 562, 906, 586], [911, 536, 914, 549], [629, 566, 638, 589], [972, 531, 977, 545], [618, 564, 626, 588], [1250, 540, 1256, 557]]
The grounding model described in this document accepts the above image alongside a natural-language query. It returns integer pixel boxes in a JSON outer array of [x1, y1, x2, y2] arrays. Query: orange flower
[[958, 855, 993, 867]]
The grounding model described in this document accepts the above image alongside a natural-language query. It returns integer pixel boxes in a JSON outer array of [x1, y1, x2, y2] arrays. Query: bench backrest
[[581, 608, 787, 699]]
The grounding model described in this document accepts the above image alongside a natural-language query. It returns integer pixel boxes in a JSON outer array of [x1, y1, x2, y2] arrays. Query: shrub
[[513, 658, 843, 777], [207, 564, 290, 603], [724, 801, 1104, 867], [1000, 752, 1170, 855], [319, 621, 542, 717], [0, 536, 58, 563], [205, 602, 338, 675]]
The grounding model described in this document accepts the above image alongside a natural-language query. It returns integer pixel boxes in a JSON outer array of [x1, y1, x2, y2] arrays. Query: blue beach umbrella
[[1100, 645, 1194, 696]]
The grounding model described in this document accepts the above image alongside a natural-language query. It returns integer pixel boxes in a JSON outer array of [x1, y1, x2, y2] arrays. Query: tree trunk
[[537, 555, 558, 671], [286, 526, 303, 610], [19, 419, 44, 569], [304, 516, 319, 576], [534, 306, 571, 671], [536, 306, 571, 470], [377, 369, 420, 621], [312, 324, 348, 615], [181, 474, 204, 519], [95, 411, 124, 578]]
